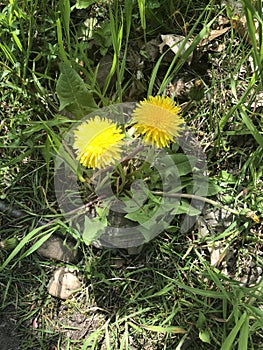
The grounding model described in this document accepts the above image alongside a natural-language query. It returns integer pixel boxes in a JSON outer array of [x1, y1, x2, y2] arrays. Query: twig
[[151, 191, 260, 222]]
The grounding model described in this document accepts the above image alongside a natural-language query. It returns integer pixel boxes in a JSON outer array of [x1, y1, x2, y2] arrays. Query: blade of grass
[[148, 2, 221, 96], [81, 329, 102, 350], [157, 271, 226, 298], [103, 2, 124, 100], [220, 312, 247, 350], [59, 0, 71, 55], [0, 224, 58, 272], [129, 321, 187, 334], [56, 18, 70, 64], [137, 0, 146, 30], [219, 70, 258, 133], [242, 0, 263, 84], [136, 283, 174, 301], [238, 313, 249, 350], [239, 106, 263, 148], [119, 322, 129, 350], [137, 0, 146, 42], [194, 250, 232, 301]]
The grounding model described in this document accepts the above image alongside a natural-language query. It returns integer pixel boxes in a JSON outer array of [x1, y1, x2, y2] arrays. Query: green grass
[[1, 0, 263, 349]]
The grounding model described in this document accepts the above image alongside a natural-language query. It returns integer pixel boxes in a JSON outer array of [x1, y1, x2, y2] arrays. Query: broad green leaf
[[146, 1, 161, 9], [56, 63, 97, 119], [140, 222, 166, 242], [219, 170, 236, 185], [174, 200, 202, 216], [125, 202, 156, 224], [207, 181, 223, 196], [82, 215, 106, 245], [76, 0, 97, 9], [95, 206, 109, 224], [170, 154, 199, 177], [199, 330, 211, 344]]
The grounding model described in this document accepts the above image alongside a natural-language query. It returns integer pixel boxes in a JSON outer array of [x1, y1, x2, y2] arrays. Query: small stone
[[37, 235, 78, 262], [47, 267, 81, 299]]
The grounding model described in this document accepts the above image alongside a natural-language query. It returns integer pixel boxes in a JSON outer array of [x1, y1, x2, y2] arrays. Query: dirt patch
[[0, 306, 20, 350]]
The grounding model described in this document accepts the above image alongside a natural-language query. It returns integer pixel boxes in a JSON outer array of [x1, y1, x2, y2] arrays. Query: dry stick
[[151, 191, 250, 218], [61, 195, 105, 223]]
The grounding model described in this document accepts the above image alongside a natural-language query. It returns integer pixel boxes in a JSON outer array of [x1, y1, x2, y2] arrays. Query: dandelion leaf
[[82, 216, 106, 245], [56, 63, 97, 119]]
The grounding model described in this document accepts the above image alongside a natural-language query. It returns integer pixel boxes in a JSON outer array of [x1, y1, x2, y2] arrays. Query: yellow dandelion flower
[[73, 116, 125, 169], [131, 96, 184, 148]]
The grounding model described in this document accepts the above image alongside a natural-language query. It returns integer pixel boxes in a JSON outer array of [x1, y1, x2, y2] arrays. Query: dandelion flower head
[[131, 96, 184, 148], [73, 116, 125, 169]]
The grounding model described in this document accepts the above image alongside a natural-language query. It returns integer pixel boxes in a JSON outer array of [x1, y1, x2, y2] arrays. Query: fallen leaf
[[233, 15, 259, 47], [159, 34, 193, 65], [199, 27, 230, 48]]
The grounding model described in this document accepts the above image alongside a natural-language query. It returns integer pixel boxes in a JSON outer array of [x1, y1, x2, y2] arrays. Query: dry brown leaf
[[233, 15, 259, 47], [159, 34, 193, 65], [199, 27, 231, 47], [217, 15, 230, 26]]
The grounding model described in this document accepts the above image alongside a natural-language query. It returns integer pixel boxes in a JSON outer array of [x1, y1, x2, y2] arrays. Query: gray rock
[[37, 235, 78, 263]]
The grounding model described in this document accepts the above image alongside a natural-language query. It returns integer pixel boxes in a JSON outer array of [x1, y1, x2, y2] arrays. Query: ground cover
[[1, 0, 263, 349]]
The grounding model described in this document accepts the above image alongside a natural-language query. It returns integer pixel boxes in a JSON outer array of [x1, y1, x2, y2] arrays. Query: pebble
[[37, 235, 78, 263], [47, 267, 81, 299]]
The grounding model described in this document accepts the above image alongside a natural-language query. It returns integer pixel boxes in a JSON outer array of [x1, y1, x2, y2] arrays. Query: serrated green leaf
[[56, 63, 97, 119], [140, 222, 166, 241], [219, 170, 236, 184], [95, 206, 109, 224], [207, 181, 224, 196]]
